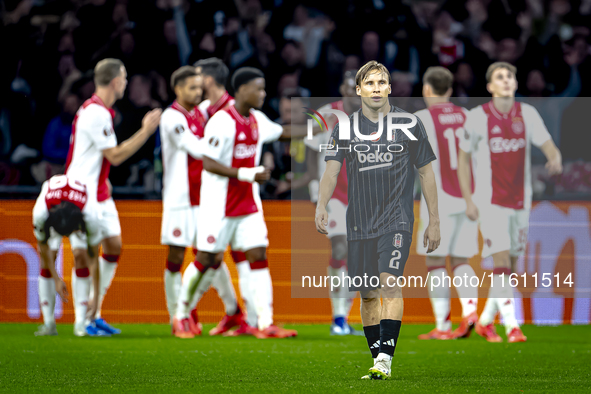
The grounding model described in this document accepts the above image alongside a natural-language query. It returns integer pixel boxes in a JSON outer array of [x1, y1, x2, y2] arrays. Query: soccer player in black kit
[[315, 61, 441, 380]]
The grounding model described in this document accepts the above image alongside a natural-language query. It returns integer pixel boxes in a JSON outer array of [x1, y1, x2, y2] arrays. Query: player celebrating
[[315, 61, 440, 380], [33, 175, 104, 337], [457, 62, 562, 343], [303, 70, 361, 335], [187, 57, 248, 336], [415, 67, 479, 340], [65, 58, 161, 334], [174, 67, 299, 339], [159, 66, 210, 335]]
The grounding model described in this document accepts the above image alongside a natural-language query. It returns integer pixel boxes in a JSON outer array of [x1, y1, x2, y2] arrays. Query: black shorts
[[347, 230, 412, 291]]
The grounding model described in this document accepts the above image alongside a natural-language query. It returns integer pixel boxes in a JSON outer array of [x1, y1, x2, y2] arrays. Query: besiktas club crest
[[393, 233, 403, 248]]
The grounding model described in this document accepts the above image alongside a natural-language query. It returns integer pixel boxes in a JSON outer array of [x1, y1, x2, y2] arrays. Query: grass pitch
[[0, 323, 589, 393]]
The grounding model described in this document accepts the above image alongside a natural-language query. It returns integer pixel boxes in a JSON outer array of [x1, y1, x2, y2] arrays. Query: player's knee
[[167, 246, 185, 265], [330, 236, 347, 260], [361, 290, 379, 302], [102, 236, 122, 256], [426, 256, 446, 268], [72, 248, 88, 269], [492, 251, 511, 268], [331, 241, 347, 261], [245, 247, 266, 264]]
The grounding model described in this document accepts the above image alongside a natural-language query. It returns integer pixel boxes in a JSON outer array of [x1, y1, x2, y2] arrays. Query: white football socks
[[91, 256, 118, 319], [328, 266, 349, 319], [236, 261, 257, 327], [72, 268, 90, 327], [38, 274, 56, 326], [428, 267, 451, 331], [494, 274, 520, 333], [164, 268, 182, 324], [249, 267, 273, 330], [211, 262, 238, 316], [177, 263, 215, 320], [453, 264, 478, 316]]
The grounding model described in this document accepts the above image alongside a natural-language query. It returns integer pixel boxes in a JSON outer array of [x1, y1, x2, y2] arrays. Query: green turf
[[0, 323, 589, 393]]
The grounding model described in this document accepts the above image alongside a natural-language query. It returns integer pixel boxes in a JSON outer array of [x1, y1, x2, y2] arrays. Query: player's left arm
[[411, 116, 440, 253], [527, 105, 563, 176], [540, 139, 562, 176], [417, 163, 441, 253]]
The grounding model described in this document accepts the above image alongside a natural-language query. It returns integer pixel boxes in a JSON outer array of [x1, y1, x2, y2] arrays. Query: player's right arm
[[315, 123, 345, 234], [202, 111, 270, 183], [102, 108, 162, 166], [37, 241, 69, 303], [457, 112, 479, 221], [315, 160, 340, 234]]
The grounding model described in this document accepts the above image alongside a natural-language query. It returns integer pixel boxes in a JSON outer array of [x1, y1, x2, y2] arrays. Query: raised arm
[[417, 163, 440, 253], [315, 160, 341, 234], [103, 109, 162, 166]]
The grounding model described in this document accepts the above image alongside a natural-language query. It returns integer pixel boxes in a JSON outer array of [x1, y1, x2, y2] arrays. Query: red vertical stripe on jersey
[[484, 101, 526, 209], [429, 103, 473, 197], [224, 105, 258, 217], [172, 102, 207, 206], [330, 101, 349, 206]]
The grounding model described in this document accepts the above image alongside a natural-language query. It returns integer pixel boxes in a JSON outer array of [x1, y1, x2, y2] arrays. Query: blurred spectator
[[31, 93, 80, 183], [261, 88, 309, 199], [110, 74, 159, 187], [2, 0, 591, 198]]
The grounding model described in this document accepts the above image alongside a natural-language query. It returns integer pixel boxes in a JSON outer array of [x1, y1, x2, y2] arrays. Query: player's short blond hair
[[423, 66, 453, 96], [94, 58, 124, 87], [356, 61, 391, 87], [486, 62, 517, 83]]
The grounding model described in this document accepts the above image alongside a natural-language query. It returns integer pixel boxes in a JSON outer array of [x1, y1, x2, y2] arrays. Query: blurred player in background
[[415, 67, 479, 340], [303, 70, 361, 335], [32, 175, 104, 337], [175, 67, 299, 339], [189, 57, 247, 336], [159, 66, 208, 335], [65, 58, 161, 335], [458, 62, 562, 343], [316, 61, 440, 380]]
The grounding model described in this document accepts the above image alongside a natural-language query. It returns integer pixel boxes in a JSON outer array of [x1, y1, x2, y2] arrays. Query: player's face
[[179, 75, 203, 106], [113, 66, 128, 100], [242, 77, 266, 109], [487, 67, 517, 98], [356, 70, 391, 110]]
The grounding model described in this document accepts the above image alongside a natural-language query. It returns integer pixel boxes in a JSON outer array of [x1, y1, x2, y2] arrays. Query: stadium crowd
[[1, 0, 591, 197]]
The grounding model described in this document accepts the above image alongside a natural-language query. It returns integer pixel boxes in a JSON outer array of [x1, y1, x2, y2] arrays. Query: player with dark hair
[[458, 62, 562, 343], [174, 67, 299, 339], [159, 66, 209, 336], [415, 66, 480, 340], [315, 60, 440, 379], [304, 70, 362, 335], [33, 175, 104, 337], [65, 58, 161, 335]]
